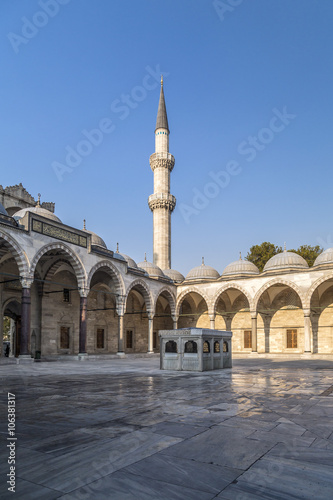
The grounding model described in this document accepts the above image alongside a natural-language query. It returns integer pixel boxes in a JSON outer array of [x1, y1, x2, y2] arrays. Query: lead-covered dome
[[138, 256, 165, 278], [186, 258, 220, 280], [264, 249, 308, 272], [14, 206, 62, 224], [313, 248, 333, 267], [163, 269, 185, 283], [82, 220, 107, 249], [222, 256, 259, 276], [120, 254, 138, 269]]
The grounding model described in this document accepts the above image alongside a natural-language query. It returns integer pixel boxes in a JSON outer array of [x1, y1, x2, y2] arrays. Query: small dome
[[120, 254, 138, 269], [14, 206, 62, 224], [0, 203, 9, 216], [264, 250, 309, 272], [222, 256, 259, 276], [137, 257, 165, 278], [163, 269, 185, 283], [82, 220, 107, 249], [186, 258, 220, 280], [313, 248, 333, 267]]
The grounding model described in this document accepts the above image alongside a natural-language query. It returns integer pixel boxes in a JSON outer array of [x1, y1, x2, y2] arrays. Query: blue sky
[[1, 0, 333, 275]]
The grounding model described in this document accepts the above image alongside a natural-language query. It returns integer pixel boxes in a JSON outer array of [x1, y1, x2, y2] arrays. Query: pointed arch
[[87, 260, 125, 298], [305, 272, 333, 310], [0, 230, 29, 277], [253, 278, 305, 312], [154, 287, 176, 316], [176, 287, 210, 317], [212, 283, 254, 313], [30, 242, 86, 290], [125, 279, 154, 314]]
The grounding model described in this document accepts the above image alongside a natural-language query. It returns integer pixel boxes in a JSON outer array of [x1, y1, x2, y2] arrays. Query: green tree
[[245, 242, 282, 272], [3, 317, 10, 341], [288, 245, 323, 267]]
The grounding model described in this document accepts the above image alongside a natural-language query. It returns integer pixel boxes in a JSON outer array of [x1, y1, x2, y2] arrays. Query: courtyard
[[1, 355, 333, 499]]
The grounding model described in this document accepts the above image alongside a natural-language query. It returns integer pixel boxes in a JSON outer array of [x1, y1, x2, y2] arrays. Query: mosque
[[1, 79, 333, 360]]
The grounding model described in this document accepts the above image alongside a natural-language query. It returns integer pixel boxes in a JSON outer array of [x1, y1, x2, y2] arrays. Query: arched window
[[165, 340, 177, 353], [214, 341, 220, 353], [203, 341, 210, 353], [185, 340, 197, 353], [223, 341, 228, 353]]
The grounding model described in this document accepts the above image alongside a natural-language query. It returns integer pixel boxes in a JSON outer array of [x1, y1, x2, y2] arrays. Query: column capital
[[303, 308, 311, 317], [148, 312, 154, 320], [250, 311, 257, 319], [21, 276, 33, 289], [79, 288, 89, 298]]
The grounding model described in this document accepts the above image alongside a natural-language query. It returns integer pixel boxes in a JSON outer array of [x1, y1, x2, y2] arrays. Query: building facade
[[1, 81, 333, 359]]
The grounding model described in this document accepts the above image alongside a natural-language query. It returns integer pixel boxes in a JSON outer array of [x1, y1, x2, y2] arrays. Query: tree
[[3, 317, 10, 341], [288, 245, 323, 267], [245, 242, 282, 272]]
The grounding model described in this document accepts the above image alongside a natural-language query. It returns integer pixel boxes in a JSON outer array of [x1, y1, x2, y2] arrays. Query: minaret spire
[[148, 79, 175, 270]]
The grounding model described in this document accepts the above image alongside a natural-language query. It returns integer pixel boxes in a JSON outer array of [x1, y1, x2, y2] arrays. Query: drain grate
[[320, 385, 333, 396]]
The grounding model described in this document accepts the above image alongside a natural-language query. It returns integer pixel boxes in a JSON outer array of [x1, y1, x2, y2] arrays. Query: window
[[165, 340, 177, 353], [214, 341, 220, 353], [153, 331, 157, 349], [223, 341, 228, 353], [60, 326, 70, 349], [244, 330, 252, 349], [185, 341, 197, 353], [96, 328, 105, 349], [203, 341, 210, 353], [63, 288, 70, 303], [287, 329, 297, 348], [126, 330, 133, 349]]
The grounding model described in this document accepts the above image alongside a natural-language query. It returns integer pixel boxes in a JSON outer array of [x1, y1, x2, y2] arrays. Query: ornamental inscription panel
[[32, 219, 87, 248]]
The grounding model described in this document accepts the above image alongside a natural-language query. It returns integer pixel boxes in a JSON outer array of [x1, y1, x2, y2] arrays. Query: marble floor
[[1, 355, 333, 499]]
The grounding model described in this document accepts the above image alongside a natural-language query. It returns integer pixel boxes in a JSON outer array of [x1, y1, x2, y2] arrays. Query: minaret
[[148, 76, 176, 270]]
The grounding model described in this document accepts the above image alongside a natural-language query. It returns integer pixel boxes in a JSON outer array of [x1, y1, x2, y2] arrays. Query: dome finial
[[239, 251, 242, 260], [284, 242, 286, 252], [83, 219, 86, 230], [116, 242, 119, 253], [202, 256, 205, 266], [144, 252, 147, 262], [36, 193, 41, 207]]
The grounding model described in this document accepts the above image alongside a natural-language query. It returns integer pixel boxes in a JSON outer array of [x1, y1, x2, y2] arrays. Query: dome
[[82, 220, 107, 249], [264, 249, 309, 272], [163, 268, 185, 283], [137, 257, 165, 278], [120, 254, 138, 269], [222, 256, 259, 276], [186, 258, 220, 280], [313, 248, 333, 267], [14, 206, 62, 224], [0, 203, 9, 216]]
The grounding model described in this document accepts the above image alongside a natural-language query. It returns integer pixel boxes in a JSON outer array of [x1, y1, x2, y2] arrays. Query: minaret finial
[[161, 74, 163, 86], [83, 219, 86, 230], [202, 256, 205, 266], [116, 242, 119, 253], [36, 193, 41, 207], [284, 242, 286, 252]]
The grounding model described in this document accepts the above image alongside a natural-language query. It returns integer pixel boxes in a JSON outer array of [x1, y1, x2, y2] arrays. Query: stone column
[[304, 309, 312, 353], [116, 298, 126, 356], [251, 312, 257, 352], [79, 292, 88, 357], [209, 314, 215, 330], [172, 315, 178, 330], [19, 279, 32, 359], [148, 314, 154, 353]]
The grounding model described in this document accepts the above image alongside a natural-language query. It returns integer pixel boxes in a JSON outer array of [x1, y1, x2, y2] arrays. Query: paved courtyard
[[1, 355, 333, 499]]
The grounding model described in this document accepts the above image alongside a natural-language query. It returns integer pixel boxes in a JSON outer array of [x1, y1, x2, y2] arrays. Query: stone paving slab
[[0, 355, 333, 499]]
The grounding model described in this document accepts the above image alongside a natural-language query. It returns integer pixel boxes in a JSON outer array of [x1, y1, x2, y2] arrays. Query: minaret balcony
[[148, 193, 176, 212], [149, 152, 175, 172]]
